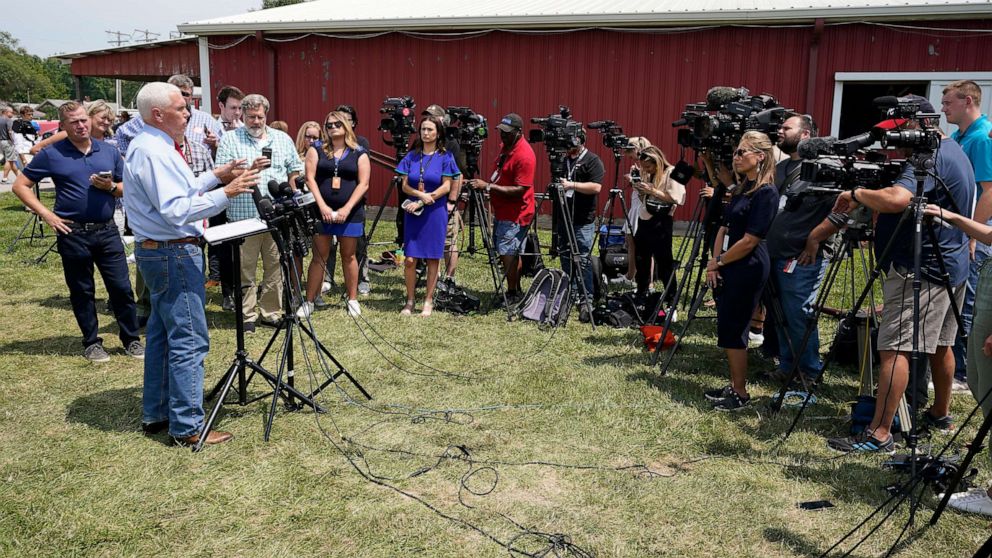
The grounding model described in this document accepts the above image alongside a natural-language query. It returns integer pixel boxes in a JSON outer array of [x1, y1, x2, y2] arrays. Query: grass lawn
[[0, 191, 986, 557]]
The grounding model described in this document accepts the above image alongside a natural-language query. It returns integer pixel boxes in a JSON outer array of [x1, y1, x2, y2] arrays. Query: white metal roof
[[56, 37, 195, 60], [178, 0, 992, 34]]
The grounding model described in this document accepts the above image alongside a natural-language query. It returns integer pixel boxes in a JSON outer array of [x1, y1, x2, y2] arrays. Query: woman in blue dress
[[298, 110, 370, 318], [704, 131, 780, 411], [396, 116, 459, 316]]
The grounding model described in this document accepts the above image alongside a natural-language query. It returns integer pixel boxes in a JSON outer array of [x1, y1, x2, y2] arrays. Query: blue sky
[[16, 0, 257, 57]]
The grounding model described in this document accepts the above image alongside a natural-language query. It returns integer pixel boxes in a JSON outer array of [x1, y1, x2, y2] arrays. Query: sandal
[[400, 300, 415, 316], [420, 300, 433, 317]]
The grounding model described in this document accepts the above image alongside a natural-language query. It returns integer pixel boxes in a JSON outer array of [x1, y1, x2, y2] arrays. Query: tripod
[[589, 150, 636, 297], [7, 183, 48, 254], [365, 143, 409, 250], [461, 174, 514, 318], [533, 180, 597, 328]]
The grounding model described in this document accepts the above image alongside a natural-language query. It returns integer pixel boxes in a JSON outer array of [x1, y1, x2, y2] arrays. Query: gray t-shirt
[[0, 115, 13, 142], [766, 158, 839, 260]]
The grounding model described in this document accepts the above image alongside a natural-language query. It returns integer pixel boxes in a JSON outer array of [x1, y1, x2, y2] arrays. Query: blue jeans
[[494, 220, 527, 256], [771, 256, 828, 379], [136, 243, 210, 438], [557, 220, 595, 301], [56, 224, 140, 348], [954, 245, 990, 379]]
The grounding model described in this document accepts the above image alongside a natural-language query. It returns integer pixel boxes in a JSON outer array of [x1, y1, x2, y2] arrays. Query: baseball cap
[[422, 104, 446, 119], [497, 113, 523, 133]]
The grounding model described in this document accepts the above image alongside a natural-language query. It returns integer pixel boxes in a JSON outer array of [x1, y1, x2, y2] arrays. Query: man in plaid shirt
[[216, 94, 302, 332]]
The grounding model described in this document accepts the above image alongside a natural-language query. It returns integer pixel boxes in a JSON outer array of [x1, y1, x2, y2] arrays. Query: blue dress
[[716, 182, 779, 349], [396, 150, 459, 259]]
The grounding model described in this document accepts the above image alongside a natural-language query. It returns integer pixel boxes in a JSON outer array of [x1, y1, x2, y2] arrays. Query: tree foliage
[[0, 31, 66, 103], [262, 0, 306, 9]]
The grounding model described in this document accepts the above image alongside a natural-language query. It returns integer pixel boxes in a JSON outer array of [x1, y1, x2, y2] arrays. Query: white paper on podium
[[203, 218, 270, 245]]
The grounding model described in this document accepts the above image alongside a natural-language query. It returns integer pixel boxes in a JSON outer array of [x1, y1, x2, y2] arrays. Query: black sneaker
[[244, 322, 256, 334], [125, 340, 145, 360], [704, 385, 734, 402], [712, 391, 751, 412], [84, 343, 111, 363], [827, 431, 895, 454], [922, 410, 954, 434], [222, 296, 235, 313]]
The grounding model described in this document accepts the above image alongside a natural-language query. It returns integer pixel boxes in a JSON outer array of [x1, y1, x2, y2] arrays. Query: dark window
[[838, 82, 928, 139]]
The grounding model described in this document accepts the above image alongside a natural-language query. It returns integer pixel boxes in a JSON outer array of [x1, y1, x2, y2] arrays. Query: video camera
[[378, 96, 417, 157], [588, 120, 629, 155], [445, 106, 489, 177], [673, 86, 790, 164], [530, 105, 584, 179]]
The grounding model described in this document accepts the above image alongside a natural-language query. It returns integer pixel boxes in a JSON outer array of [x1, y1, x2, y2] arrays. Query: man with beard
[[763, 114, 844, 386]]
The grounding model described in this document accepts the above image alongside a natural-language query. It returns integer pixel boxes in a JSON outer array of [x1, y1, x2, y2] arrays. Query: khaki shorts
[[876, 266, 966, 354], [445, 208, 463, 250]]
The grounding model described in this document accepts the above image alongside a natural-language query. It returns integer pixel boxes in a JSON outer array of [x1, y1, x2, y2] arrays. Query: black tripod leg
[[931, 383, 992, 525], [365, 175, 400, 248], [264, 320, 295, 441], [659, 283, 710, 376], [299, 322, 373, 401], [194, 359, 242, 452]]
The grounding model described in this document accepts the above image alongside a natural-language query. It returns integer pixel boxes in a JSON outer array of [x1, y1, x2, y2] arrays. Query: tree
[[0, 31, 65, 103], [262, 0, 306, 8]]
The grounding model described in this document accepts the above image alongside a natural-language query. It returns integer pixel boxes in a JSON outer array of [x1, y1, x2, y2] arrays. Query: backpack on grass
[[516, 268, 572, 328]]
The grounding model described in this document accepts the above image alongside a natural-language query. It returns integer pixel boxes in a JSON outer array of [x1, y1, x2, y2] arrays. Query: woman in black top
[[299, 111, 370, 318], [704, 131, 780, 411]]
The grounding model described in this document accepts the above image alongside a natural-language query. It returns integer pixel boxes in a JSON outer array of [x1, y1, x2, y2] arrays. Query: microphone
[[267, 179, 283, 198], [251, 185, 275, 221], [873, 96, 900, 109], [797, 136, 837, 159], [706, 86, 748, 110]]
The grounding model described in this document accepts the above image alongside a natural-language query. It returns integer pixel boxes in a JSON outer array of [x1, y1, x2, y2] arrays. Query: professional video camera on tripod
[[586, 120, 636, 289], [652, 86, 790, 370], [199, 179, 370, 452], [366, 96, 417, 248], [528, 105, 598, 326]]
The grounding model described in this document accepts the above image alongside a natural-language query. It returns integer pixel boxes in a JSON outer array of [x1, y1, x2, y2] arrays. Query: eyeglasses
[[733, 148, 754, 158], [180, 90, 192, 98], [325, 121, 344, 130]]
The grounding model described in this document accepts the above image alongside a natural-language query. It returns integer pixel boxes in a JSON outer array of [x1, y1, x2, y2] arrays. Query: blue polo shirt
[[952, 114, 992, 186], [22, 138, 124, 223]]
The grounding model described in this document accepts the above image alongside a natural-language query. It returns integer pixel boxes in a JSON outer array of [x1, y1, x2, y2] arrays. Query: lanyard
[[332, 147, 350, 177], [418, 151, 437, 191], [566, 149, 587, 182]]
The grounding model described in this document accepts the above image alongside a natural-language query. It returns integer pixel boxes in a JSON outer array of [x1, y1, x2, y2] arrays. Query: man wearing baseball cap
[[422, 105, 468, 281], [467, 113, 536, 304], [827, 94, 975, 453]]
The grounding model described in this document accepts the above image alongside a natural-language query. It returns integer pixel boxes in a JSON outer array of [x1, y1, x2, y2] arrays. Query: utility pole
[[105, 30, 131, 47]]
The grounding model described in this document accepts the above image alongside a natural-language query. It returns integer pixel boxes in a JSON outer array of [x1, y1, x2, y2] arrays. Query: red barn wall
[[203, 22, 992, 219]]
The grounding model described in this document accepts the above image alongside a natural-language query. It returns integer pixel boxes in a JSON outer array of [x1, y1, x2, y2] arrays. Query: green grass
[[0, 192, 985, 557]]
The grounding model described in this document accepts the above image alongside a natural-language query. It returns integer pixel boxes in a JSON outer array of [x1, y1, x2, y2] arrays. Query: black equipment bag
[[599, 244, 629, 278], [434, 279, 481, 315], [516, 268, 572, 328], [521, 232, 545, 277], [592, 296, 637, 329]]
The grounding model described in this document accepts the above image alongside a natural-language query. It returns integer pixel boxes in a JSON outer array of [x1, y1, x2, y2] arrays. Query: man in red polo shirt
[[468, 113, 536, 302]]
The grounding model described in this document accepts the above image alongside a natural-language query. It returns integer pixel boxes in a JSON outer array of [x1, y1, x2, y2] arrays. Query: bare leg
[[502, 255, 521, 292], [403, 256, 418, 313], [870, 350, 908, 440], [305, 234, 333, 302], [422, 259, 440, 316], [726, 348, 749, 397], [929, 345, 955, 418], [339, 237, 359, 301]]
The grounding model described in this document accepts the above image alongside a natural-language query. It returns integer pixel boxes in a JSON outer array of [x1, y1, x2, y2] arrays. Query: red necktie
[[174, 141, 189, 164]]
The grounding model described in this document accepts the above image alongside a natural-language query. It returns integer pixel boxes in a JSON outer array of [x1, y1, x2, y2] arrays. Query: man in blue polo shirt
[[942, 80, 992, 391], [12, 101, 143, 363]]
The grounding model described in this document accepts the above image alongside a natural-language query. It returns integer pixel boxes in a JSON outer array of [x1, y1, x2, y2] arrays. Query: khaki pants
[[240, 232, 283, 323]]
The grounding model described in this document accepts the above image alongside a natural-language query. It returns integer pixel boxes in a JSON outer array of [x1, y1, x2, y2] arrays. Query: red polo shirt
[[488, 138, 536, 225]]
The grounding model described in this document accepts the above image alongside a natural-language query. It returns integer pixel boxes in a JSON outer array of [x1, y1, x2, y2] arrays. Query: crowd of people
[[6, 76, 992, 521]]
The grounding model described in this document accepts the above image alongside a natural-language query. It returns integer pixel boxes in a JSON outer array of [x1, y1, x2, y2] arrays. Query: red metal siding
[[203, 22, 992, 218], [70, 41, 201, 81]]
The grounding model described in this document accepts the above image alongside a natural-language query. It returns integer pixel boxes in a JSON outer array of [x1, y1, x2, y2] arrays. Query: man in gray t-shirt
[[0, 105, 18, 182]]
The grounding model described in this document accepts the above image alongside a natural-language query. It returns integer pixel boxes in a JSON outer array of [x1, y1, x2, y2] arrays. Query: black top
[[766, 158, 838, 260], [563, 149, 605, 227], [722, 182, 779, 268], [12, 119, 36, 140], [357, 135, 371, 151], [314, 146, 368, 223]]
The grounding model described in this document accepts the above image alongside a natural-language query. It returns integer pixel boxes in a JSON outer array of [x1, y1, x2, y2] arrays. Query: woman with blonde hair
[[703, 131, 780, 411], [298, 111, 370, 318], [30, 100, 118, 154], [295, 121, 322, 159], [620, 136, 652, 284], [631, 144, 686, 299]]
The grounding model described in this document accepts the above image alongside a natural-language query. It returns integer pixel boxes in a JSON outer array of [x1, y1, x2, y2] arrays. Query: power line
[[104, 30, 131, 47], [132, 29, 160, 43]]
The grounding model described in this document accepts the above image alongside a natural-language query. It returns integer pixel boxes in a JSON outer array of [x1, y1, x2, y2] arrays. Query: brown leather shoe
[[171, 430, 234, 447]]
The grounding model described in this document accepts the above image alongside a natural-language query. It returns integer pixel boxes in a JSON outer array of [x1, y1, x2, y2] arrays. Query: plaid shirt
[[217, 126, 303, 221], [182, 135, 214, 177], [114, 108, 222, 156]]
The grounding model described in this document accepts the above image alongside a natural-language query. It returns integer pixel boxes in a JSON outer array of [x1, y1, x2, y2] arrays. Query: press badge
[[783, 259, 797, 274], [332, 176, 342, 190]]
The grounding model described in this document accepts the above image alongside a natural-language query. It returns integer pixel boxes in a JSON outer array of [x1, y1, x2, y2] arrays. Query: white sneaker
[[947, 488, 992, 517], [313, 295, 329, 309], [952, 378, 969, 393], [320, 281, 332, 294], [126, 253, 136, 264], [346, 299, 361, 316], [296, 301, 314, 319], [748, 330, 765, 346]]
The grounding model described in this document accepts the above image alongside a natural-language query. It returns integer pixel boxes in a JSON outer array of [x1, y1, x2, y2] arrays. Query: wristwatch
[[485, 183, 492, 193], [716, 254, 724, 267], [850, 187, 861, 204]]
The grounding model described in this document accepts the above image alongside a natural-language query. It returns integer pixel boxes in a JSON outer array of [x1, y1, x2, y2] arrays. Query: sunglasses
[[325, 121, 344, 130], [180, 90, 192, 98], [637, 152, 653, 161], [733, 148, 754, 158]]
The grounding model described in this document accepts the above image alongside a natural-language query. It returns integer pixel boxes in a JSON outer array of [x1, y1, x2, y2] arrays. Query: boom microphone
[[706, 86, 749, 110], [797, 136, 837, 160], [873, 96, 900, 109]]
